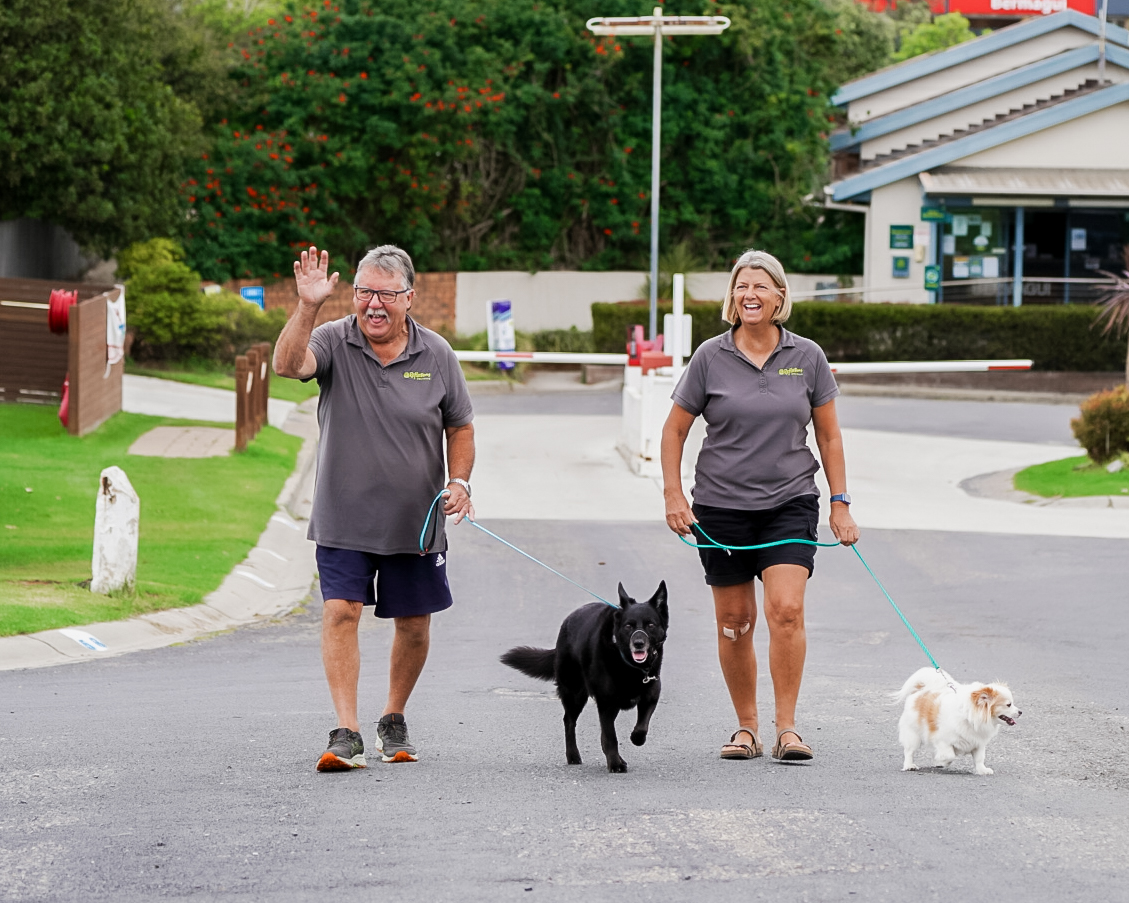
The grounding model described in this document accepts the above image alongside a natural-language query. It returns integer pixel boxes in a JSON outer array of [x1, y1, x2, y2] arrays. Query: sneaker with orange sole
[[316, 727, 367, 772], [376, 713, 418, 763]]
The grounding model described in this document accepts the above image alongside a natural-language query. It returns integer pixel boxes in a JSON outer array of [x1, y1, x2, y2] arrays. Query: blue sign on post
[[240, 286, 265, 309], [488, 300, 515, 371]]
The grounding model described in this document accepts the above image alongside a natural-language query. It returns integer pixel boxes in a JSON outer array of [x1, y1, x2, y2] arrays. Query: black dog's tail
[[500, 646, 556, 682]]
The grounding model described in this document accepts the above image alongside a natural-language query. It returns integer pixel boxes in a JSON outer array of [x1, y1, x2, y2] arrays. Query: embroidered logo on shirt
[[404, 371, 432, 381], [777, 367, 804, 376]]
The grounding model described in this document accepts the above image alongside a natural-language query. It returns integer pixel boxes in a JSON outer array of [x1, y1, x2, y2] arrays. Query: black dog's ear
[[649, 580, 669, 626], [617, 582, 634, 609]]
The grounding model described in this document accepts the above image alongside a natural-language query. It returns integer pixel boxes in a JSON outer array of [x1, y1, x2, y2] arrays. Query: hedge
[[591, 301, 1126, 371]]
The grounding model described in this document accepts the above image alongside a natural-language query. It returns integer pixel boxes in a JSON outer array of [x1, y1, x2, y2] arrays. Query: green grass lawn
[[0, 405, 301, 637], [1014, 455, 1129, 498], [126, 361, 320, 403]]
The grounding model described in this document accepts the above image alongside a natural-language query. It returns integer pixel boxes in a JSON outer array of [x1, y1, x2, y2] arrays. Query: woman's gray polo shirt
[[305, 315, 473, 555], [672, 326, 839, 510]]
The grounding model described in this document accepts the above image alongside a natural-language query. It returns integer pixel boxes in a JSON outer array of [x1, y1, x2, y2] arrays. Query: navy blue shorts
[[315, 545, 453, 619], [692, 495, 820, 587]]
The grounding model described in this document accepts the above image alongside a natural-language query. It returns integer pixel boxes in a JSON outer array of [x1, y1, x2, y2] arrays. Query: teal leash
[[420, 491, 944, 666], [419, 490, 618, 609], [681, 523, 943, 671]]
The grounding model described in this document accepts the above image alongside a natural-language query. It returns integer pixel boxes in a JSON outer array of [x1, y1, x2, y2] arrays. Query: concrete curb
[[838, 383, 1092, 406], [0, 399, 320, 672]]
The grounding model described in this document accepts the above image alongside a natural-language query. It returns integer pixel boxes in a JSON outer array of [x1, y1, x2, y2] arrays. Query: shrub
[[590, 301, 1127, 370], [1071, 386, 1129, 464], [531, 327, 595, 354], [592, 301, 728, 354], [122, 239, 287, 362]]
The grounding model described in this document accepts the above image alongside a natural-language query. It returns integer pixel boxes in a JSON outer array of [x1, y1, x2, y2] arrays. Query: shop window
[[940, 208, 1010, 304]]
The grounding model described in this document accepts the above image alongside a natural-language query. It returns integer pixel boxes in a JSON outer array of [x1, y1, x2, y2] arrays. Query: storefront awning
[[919, 167, 1129, 198]]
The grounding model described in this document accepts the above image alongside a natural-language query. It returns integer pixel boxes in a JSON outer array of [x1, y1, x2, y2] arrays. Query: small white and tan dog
[[896, 667, 1021, 775]]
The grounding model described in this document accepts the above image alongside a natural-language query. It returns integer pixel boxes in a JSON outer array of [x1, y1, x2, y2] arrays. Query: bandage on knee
[[721, 622, 751, 641]]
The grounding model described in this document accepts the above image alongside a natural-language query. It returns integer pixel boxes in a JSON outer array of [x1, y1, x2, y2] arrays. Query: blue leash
[[419, 491, 618, 609], [682, 523, 942, 671]]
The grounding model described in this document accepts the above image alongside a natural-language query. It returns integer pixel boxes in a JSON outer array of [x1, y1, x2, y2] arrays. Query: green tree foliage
[[822, 0, 895, 86], [183, 0, 863, 281], [893, 12, 979, 62], [0, 0, 224, 256], [121, 238, 286, 361]]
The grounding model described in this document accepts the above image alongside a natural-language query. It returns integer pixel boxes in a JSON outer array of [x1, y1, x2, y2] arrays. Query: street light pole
[[587, 9, 730, 342], [649, 18, 663, 344]]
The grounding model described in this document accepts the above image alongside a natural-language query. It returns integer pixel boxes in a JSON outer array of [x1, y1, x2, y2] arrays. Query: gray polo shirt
[[672, 326, 839, 510], [306, 315, 473, 555]]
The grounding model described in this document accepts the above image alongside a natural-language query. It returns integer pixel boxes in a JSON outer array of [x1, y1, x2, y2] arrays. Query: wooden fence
[[235, 342, 271, 451], [0, 276, 122, 436]]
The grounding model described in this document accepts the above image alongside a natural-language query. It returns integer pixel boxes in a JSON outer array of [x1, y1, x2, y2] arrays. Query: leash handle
[[418, 490, 450, 555]]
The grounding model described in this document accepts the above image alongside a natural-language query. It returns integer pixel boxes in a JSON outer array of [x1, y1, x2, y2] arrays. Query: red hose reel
[[47, 289, 79, 426], [48, 289, 78, 334]]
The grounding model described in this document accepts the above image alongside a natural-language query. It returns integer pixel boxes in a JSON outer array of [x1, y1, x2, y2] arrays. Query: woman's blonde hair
[[721, 249, 792, 326]]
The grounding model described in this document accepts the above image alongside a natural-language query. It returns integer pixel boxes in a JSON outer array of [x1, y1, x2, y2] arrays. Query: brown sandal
[[720, 727, 763, 760], [771, 729, 813, 762]]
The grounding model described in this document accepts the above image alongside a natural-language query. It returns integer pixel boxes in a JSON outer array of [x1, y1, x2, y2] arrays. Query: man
[[273, 244, 475, 772]]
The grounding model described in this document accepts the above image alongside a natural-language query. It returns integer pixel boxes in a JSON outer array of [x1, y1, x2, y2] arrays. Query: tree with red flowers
[[184, 0, 864, 280]]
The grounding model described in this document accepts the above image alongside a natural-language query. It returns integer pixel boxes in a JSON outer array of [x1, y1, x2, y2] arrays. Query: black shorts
[[692, 495, 820, 586], [315, 545, 453, 619]]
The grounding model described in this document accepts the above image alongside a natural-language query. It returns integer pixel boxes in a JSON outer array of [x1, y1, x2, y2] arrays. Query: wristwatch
[[447, 478, 472, 498], [829, 492, 852, 505]]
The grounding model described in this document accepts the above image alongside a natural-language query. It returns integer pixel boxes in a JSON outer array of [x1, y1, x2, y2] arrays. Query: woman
[[661, 249, 859, 762]]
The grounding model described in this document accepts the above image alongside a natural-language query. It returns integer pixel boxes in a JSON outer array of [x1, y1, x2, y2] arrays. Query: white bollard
[[91, 466, 139, 595]]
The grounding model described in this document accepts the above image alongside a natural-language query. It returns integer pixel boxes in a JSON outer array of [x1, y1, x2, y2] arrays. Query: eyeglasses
[[354, 285, 411, 305]]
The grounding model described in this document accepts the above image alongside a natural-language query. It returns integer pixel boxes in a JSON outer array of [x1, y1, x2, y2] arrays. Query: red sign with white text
[[861, 0, 1095, 13]]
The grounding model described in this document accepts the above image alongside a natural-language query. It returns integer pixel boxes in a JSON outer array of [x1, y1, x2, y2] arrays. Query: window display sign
[[1071, 228, 1088, 251], [890, 225, 914, 249]]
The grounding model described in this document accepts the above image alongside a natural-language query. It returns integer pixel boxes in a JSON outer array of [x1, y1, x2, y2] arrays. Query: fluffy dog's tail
[[894, 666, 953, 703], [500, 646, 556, 682]]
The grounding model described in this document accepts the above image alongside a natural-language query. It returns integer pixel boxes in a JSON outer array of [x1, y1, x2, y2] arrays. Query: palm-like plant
[[1096, 266, 1129, 387], [638, 242, 707, 302]]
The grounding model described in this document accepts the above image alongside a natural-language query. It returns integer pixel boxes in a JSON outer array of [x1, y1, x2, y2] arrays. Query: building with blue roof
[[827, 10, 1129, 305]]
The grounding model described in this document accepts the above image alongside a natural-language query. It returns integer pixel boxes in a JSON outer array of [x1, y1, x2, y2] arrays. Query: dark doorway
[[1023, 210, 1066, 279]]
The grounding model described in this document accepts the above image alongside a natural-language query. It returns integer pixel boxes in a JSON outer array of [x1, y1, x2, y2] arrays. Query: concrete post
[[90, 466, 139, 595]]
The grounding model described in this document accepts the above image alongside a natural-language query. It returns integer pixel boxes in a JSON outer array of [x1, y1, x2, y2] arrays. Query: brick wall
[[224, 271, 456, 336]]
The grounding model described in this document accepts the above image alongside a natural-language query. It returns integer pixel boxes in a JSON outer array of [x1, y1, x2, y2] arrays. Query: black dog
[[500, 582, 668, 773]]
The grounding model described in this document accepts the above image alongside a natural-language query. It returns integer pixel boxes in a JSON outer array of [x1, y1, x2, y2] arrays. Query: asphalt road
[[3, 395, 1126, 902], [474, 386, 1080, 446]]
